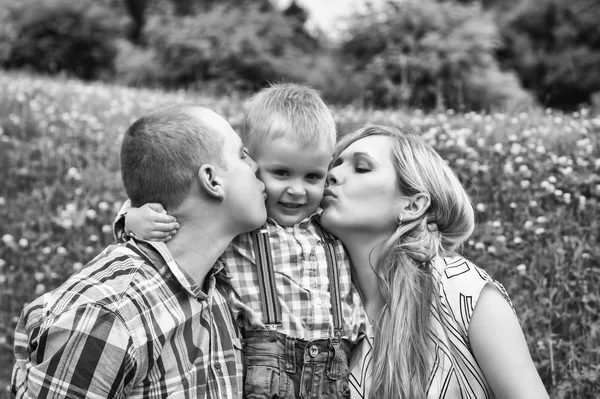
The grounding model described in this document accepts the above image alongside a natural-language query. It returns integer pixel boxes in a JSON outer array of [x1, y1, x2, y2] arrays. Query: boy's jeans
[[243, 330, 353, 399]]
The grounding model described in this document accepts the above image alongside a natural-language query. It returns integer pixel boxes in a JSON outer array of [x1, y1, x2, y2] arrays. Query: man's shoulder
[[28, 244, 161, 322]]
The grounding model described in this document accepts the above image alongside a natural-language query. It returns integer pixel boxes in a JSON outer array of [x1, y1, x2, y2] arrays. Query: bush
[[496, 0, 600, 109], [2, 0, 121, 80], [145, 3, 314, 91], [113, 39, 163, 87], [340, 0, 532, 111]]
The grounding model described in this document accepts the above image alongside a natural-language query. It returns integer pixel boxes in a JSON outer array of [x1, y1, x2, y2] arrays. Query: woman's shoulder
[[433, 256, 511, 303]]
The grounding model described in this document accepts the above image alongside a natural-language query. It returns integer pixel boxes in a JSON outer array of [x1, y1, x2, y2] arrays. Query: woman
[[320, 125, 549, 399]]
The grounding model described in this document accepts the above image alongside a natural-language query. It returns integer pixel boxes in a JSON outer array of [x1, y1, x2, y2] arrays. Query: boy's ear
[[401, 193, 430, 222], [198, 164, 225, 200]]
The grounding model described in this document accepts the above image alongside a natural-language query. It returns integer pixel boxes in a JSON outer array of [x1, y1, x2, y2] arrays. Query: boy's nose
[[286, 181, 306, 196]]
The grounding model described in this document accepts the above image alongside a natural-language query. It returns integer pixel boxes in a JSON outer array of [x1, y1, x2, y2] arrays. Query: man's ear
[[401, 193, 431, 222], [198, 164, 225, 200]]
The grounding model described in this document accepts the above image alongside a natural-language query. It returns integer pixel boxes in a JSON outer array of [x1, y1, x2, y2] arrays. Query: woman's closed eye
[[354, 164, 371, 173]]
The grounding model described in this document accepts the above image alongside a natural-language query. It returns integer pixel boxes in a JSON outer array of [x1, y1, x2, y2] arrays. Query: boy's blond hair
[[243, 83, 336, 153]]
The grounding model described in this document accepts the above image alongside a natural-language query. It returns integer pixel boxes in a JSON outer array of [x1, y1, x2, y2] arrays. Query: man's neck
[[165, 218, 233, 289]]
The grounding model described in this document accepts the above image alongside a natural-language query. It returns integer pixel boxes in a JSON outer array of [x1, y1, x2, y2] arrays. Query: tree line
[[1, 0, 598, 111]]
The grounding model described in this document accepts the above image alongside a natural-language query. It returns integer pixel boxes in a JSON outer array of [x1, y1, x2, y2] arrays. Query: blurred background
[[1, 0, 599, 112], [1, 1, 599, 398]]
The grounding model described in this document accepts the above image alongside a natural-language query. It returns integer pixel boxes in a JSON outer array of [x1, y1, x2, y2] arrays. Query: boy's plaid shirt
[[224, 212, 368, 342], [11, 239, 243, 399]]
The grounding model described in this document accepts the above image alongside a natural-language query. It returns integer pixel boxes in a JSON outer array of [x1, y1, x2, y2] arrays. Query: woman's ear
[[402, 193, 430, 222], [198, 164, 225, 200]]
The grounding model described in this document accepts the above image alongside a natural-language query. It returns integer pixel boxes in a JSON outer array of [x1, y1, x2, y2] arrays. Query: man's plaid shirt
[[11, 239, 243, 399], [225, 212, 368, 342]]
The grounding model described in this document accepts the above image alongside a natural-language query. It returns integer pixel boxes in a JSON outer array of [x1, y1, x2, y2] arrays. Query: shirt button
[[309, 345, 319, 358], [214, 362, 222, 371]]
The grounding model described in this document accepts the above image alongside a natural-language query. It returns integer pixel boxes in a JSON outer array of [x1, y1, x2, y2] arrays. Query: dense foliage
[[0, 72, 599, 398], [2, 0, 599, 110], [0, 0, 122, 80]]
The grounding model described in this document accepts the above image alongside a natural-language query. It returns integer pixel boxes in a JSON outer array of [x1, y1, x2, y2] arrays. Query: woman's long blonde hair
[[333, 125, 475, 398]]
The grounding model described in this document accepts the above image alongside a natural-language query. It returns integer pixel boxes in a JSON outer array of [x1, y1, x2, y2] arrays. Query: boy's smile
[[252, 136, 332, 227]]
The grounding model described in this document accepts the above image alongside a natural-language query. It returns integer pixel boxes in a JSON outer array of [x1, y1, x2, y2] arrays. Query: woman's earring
[[398, 214, 404, 225]]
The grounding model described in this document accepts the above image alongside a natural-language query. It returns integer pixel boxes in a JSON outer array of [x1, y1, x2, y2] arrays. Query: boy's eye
[[273, 170, 289, 177], [306, 173, 323, 181], [241, 147, 250, 159]]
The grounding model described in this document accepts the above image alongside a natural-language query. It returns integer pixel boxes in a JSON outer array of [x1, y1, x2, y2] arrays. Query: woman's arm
[[469, 283, 550, 399]]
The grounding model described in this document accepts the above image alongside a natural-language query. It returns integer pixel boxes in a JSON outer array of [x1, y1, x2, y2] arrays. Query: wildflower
[[85, 246, 95, 254], [73, 262, 83, 271], [514, 156, 524, 164], [496, 235, 506, 243], [56, 247, 67, 255], [75, 188, 83, 196], [520, 180, 530, 189], [548, 175, 557, 184], [35, 284, 46, 295], [90, 234, 99, 242], [503, 163, 514, 174], [518, 165, 529, 173], [102, 225, 112, 234], [510, 202, 517, 209], [85, 209, 97, 220], [2, 234, 14, 245], [536, 216, 548, 224], [468, 239, 475, 246], [536, 145, 546, 154], [476, 138, 485, 147], [529, 200, 538, 208], [492, 220, 502, 228], [508, 134, 518, 141], [42, 246, 52, 255], [67, 167, 82, 181], [487, 246, 497, 254], [18, 238, 29, 248], [563, 193, 571, 204], [0, 197, 5, 206], [513, 237, 523, 244], [476, 203, 486, 213], [516, 264, 527, 276], [34, 272, 45, 282], [61, 219, 73, 229], [554, 189, 563, 197], [582, 253, 590, 259], [535, 227, 545, 235], [98, 201, 109, 211], [524, 220, 534, 229], [493, 143, 503, 153], [474, 242, 486, 250], [0, 259, 5, 268], [0, 275, 6, 284]]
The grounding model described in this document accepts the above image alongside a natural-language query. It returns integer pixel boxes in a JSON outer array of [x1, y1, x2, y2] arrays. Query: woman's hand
[[125, 203, 179, 242]]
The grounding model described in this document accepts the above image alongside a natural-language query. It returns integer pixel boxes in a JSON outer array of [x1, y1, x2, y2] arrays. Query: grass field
[[1, 71, 599, 398]]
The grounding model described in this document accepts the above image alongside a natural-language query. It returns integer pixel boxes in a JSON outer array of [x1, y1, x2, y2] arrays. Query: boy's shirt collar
[[266, 207, 323, 229]]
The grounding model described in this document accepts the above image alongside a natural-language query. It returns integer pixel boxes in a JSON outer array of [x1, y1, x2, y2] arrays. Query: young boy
[[116, 84, 368, 398]]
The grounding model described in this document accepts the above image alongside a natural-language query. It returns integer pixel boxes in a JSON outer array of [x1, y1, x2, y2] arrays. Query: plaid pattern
[[11, 239, 243, 399], [225, 212, 367, 342]]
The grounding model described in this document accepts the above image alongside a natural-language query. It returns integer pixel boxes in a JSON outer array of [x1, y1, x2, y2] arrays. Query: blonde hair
[[243, 83, 336, 154], [333, 125, 475, 399]]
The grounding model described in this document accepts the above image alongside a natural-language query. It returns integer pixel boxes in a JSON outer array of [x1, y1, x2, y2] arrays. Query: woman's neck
[[342, 232, 389, 323]]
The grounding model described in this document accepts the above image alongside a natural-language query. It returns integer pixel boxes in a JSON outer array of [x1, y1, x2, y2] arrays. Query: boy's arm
[[12, 305, 138, 399], [113, 200, 179, 243]]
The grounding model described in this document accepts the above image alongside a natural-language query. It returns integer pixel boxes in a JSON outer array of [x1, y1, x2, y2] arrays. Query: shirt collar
[[266, 208, 322, 229], [130, 239, 224, 301]]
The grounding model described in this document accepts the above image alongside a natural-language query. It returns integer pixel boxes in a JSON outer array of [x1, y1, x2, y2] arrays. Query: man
[[10, 105, 267, 398]]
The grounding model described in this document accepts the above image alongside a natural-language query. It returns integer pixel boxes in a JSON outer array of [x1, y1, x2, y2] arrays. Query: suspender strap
[[251, 227, 281, 327], [314, 222, 344, 340]]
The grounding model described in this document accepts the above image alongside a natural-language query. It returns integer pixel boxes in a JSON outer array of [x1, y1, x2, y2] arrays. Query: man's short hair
[[120, 104, 224, 210], [243, 83, 336, 153]]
